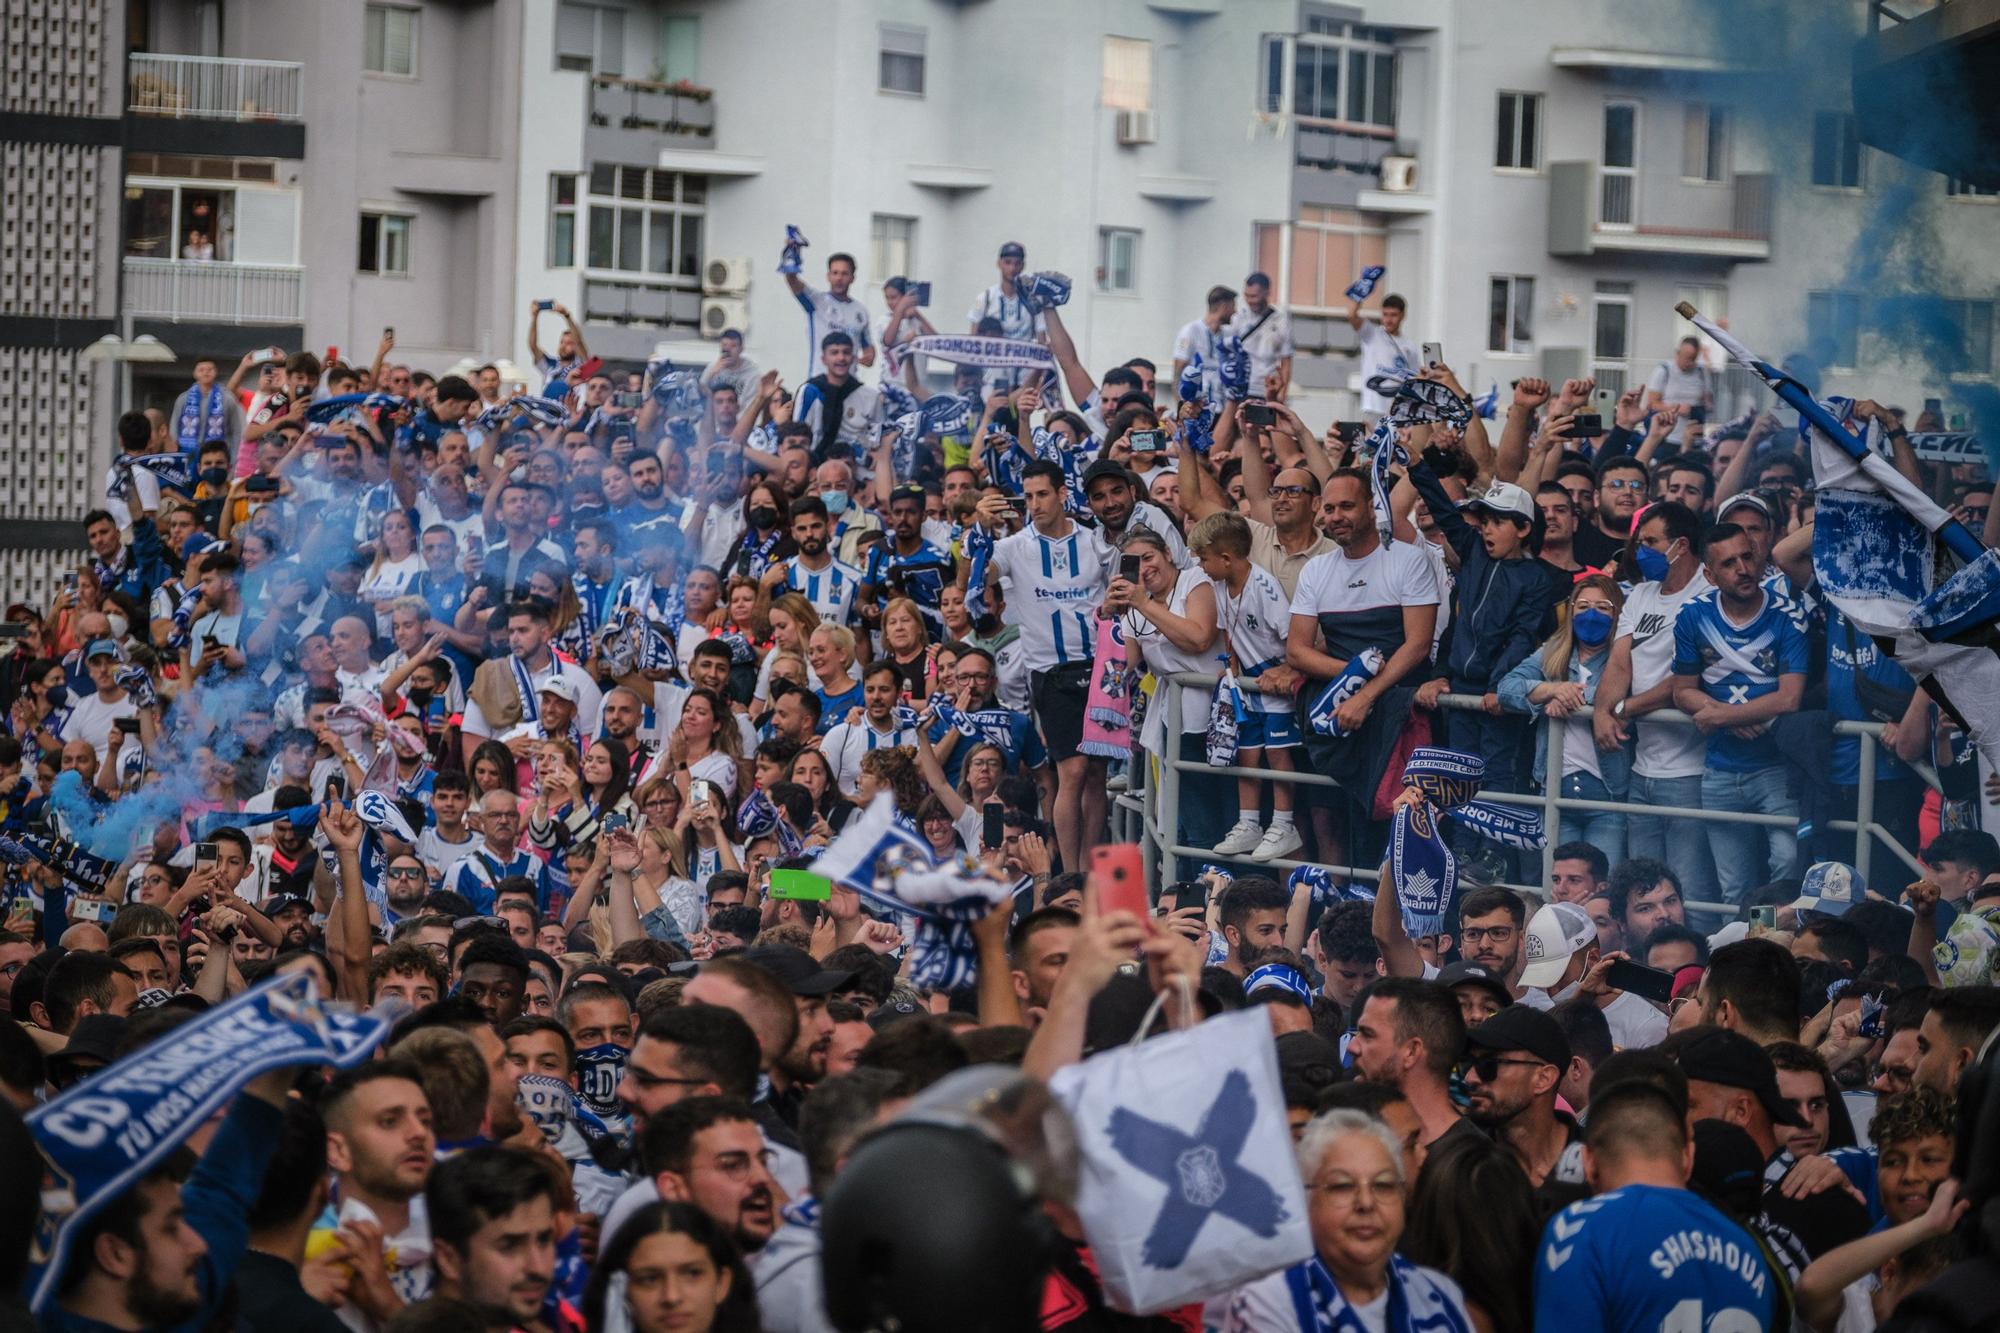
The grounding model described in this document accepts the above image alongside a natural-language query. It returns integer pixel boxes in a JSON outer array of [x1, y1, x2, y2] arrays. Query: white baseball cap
[[1464, 481, 1535, 524], [1518, 901, 1598, 989]]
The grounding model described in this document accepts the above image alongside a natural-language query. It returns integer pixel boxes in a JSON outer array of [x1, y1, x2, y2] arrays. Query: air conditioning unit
[[703, 256, 752, 295], [1115, 109, 1157, 146], [701, 296, 749, 339], [1378, 155, 1418, 192]]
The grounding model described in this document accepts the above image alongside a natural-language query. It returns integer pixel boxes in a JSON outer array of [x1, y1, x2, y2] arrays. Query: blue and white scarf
[[1365, 419, 1402, 537], [1390, 748, 1545, 936], [177, 383, 229, 448], [1306, 648, 1384, 737], [962, 523, 995, 621], [1344, 265, 1387, 304], [305, 391, 405, 426], [736, 525, 784, 581], [1281, 1252, 1473, 1333], [510, 655, 542, 724]]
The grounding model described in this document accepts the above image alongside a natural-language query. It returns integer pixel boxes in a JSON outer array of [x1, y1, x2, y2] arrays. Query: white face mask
[[106, 613, 130, 640]]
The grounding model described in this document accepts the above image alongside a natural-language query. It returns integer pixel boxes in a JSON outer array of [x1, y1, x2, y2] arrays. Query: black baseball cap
[[1466, 1004, 1571, 1070], [1676, 1028, 1807, 1127], [998, 241, 1025, 259], [1436, 960, 1512, 1013], [739, 945, 858, 998], [1082, 459, 1136, 491]]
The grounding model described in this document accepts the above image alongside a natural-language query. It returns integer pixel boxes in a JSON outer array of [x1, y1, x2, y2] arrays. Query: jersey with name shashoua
[[1288, 539, 1439, 665], [989, 522, 1115, 672], [1533, 1184, 1773, 1332]]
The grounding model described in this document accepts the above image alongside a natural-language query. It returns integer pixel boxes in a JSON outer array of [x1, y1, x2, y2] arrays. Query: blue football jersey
[[1670, 587, 1808, 771], [1534, 1185, 1774, 1332]]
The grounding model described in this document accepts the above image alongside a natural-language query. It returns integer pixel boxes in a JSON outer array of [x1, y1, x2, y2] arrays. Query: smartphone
[[1421, 341, 1443, 368], [1924, 397, 1943, 419], [195, 841, 218, 866], [1560, 413, 1604, 439], [911, 281, 932, 307], [0, 623, 28, 640], [326, 774, 348, 801], [1336, 420, 1366, 444], [1128, 428, 1165, 454], [1750, 905, 1777, 930], [1604, 958, 1678, 1005], [1091, 843, 1150, 921], [114, 717, 141, 735], [535, 300, 555, 312], [692, 779, 713, 807], [1005, 496, 1027, 515], [1119, 553, 1143, 584], [244, 474, 279, 494], [384, 325, 395, 340], [1243, 401, 1277, 427], [602, 811, 629, 834], [72, 898, 117, 924], [982, 804, 1006, 851], [614, 391, 646, 409], [706, 451, 729, 477]]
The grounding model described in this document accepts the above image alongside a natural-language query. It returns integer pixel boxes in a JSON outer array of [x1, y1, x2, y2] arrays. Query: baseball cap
[[1435, 960, 1512, 1012], [1675, 1027, 1807, 1127], [1082, 459, 1135, 491], [536, 676, 578, 703], [85, 639, 121, 661], [739, 945, 858, 997], [1466, 1004, 1571, 1070], [1717, 491, 1773, 522], [997, 241, 1025, 259], [1789, 861, 1865, 918], [265, 895, 315, 918], [1463, 481, 1535, 524], [1517, 901, 1597, 989]]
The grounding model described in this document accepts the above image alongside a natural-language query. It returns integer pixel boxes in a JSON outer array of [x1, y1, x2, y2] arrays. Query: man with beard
[[1007, 907, 1078, 1020], [264, 895, 316, 952], [1379, 883, 1538, 1003], [425, 1147, 562, 1332], [1590, 455, 1648, 556], [1461, 1005, 1581, 1189], [859, 484, 953, 641], [769, 497, 862, 628], [1216, 877, 1290, 980], [317, 1058, 439, 1326], [53, 1065, 293, 1331], [642, 1097, 786, 1257], [1345, 977, 1476, 1153], [1081, 460, 1188, 568], [734, 947, 855, 1128], [595, 686, 652, 766]]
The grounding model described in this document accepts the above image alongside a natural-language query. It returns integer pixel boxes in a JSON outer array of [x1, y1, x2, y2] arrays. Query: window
[[1811, 111, 1863, 189], [869, 214, 915, 283], [877, 25, 925, 95], [1252, 207, 1387, 311], [549, 174, 579, 268], [1098, 228, 1139, 293], [363, 4, 417, 77], [1102, 36, 1152, 112], [1807, 290, 1862, 368], [1495, 92, 1541, 170], [583, 165, 705, 279], [1283, 26, 1396, 129], [659, 16, 700, 83], [556, 2, 624, 76], [1941, 299, 1995, 376], [1487, 276, 1535, 354], [1947, 177, 2000, 199], [1682, 102, 1728, 182], [358, 212, 411, 275]]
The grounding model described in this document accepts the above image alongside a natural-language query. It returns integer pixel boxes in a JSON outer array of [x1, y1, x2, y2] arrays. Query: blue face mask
[[1632, 542, 1670, 582], [1572, 607, 1614, 647], [821, 489, 849, 517]]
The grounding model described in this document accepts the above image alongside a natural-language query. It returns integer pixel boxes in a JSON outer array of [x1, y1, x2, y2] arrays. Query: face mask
[[199, 467, 228, 487], [106, 613, 129, 640], [821, 489, 849, 517], [407, 686, 434, 710], [1632, 542, 1670, 582], [750, 505, 779, 530], [1571, 607, 1613, 647], [574, 1042, 630, 1119]]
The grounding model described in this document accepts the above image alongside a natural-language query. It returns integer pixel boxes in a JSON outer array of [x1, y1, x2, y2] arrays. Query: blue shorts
[[1237, 708, 1301, 750]]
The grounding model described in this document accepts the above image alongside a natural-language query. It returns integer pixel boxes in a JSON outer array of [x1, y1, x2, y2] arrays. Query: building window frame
[[580, 165, 705, 284], [1682, 101, 1729, 184], [1487, 274, 1536, 355], [1941, 298, 1995, 378], [358, 210, 412, 276], [1494, 91, 1542, 172], [1810, 111, 1865, 191], [549, 174, 579, 269], [878, 24, 926, 97], [1098, 227, 1140, 294], [556, 1, 625, 76], [363, 3, 419, 79], [1102, 35, 1153, 112], [869, 214, 916, 286]]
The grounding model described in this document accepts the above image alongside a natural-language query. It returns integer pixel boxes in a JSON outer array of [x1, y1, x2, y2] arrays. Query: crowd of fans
[[0, 234, 1995, 1333]]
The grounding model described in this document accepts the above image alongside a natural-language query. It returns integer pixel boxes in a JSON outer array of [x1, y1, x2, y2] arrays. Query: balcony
[[125, 54, 308, 157], [586, 75, 715, 165], [122, 258, 303, 325], [1547, 161, 1772, 262], [1855, 0, 2000, 187], [581, 277, 701, 330]]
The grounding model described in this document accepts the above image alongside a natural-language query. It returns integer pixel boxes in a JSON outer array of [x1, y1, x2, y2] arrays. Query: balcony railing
[[122, 257, 303, 324], [128, 53, 305, 122], [588, 75, 715, 139]]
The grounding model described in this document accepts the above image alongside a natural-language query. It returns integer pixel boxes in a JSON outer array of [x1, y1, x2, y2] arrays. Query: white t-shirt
[[1123, 567, 1221, 741], [988, 521, 1116, 674], [797, 288, 873, 366], [1214, 564, 1292, 714], [1356, 322, 1418, 415], [821, 717, 921, 796], [460, 656, 602, 739], [1289, 541, 1441, 665], [1645, 359, 1712, 441], [61, 690, 136, 763], [1229, 304, 1296, 388], [965, 284, 1044, 341], [1603, 988, 1670, 1049], [101, 459, 160, 531], [1616, 570, 1713, 779]]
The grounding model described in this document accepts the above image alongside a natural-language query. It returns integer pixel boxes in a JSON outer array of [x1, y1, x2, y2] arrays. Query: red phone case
[[1091, 843, 1149, 920]]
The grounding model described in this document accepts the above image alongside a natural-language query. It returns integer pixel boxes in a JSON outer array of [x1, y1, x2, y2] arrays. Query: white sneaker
[[1212, 819, 1264, 856], [1251, 822, 1304, 862]]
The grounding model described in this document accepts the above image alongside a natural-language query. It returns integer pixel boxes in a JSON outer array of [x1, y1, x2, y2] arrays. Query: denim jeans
[[1702, 765, 1800, 910], [1559, 770, 1627, 869], [1627, 772, 1720, 910], [1177, 731, 1235, 879]]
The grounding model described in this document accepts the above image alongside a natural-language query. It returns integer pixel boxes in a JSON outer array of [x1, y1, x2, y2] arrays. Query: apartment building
[[3, 0, 1994, 601]]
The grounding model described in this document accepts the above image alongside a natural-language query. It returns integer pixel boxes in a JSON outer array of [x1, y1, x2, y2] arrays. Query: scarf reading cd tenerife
[[1680, 301, 2000, 836]]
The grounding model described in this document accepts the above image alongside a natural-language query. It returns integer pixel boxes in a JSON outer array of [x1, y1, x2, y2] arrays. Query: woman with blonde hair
[[807, 624, 862, 735], [879, 596, 932, 697], [1498, 572, 1630, 863], [358, 507, 423, 635], [756, 592, 822, 702]]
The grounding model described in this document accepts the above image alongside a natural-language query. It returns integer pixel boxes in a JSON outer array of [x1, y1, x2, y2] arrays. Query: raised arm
[[1036, 304, 1100, 407]]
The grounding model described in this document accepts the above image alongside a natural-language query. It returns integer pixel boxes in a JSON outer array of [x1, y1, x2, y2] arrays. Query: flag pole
[[1675, 301, 1986, 565]]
